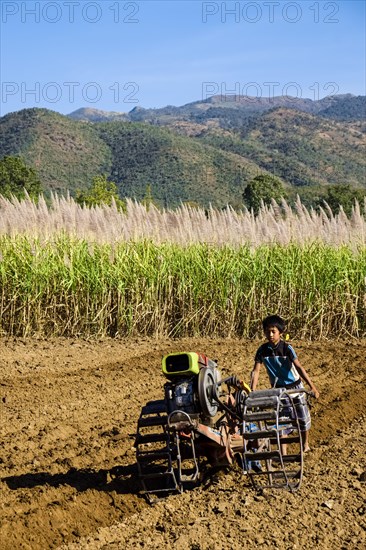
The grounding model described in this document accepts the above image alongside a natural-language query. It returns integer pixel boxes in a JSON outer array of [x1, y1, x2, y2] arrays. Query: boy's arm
[[250, 362, 262, 391], [293, 358, 320, 399]]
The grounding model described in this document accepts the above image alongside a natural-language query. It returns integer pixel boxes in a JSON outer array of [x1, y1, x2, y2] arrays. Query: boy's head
[[262, 315, 286, 346], [262, 315, 286, 333]]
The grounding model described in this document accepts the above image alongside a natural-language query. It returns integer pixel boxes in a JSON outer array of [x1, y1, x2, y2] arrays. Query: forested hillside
[[0, 109, 112, 195], [95, 121, 260, 206], [199, 108, 366, 188], [1, 94, 365, 208]]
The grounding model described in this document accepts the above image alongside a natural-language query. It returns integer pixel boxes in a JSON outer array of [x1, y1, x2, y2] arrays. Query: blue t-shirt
[[254, 340, 300, 388]]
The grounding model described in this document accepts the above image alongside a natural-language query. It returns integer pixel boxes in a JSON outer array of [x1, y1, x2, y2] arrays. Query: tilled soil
[[0, 337, 365, 549]]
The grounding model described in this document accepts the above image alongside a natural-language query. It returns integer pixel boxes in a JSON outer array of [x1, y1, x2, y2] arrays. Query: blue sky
[[1, 0, 365, 115]]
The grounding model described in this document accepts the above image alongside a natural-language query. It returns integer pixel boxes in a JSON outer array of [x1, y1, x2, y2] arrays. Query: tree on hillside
[[0, 156, 43, 200], [321, 184, 365, 217], [141, 184, 161, 211], [243, 174, 287, 214], [75, 175, 126, 210]]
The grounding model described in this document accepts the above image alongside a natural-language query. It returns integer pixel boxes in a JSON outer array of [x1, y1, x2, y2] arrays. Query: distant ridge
[[68, 94, 366, 124], [69, 107, 128, 122]]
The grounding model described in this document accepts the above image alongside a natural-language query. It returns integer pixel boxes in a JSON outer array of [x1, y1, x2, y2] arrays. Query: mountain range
[[0, 94, 365, 208], [69, 93, 366, 124]]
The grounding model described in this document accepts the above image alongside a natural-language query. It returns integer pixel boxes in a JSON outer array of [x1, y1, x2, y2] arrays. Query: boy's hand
[[311, 388, 320, 399]]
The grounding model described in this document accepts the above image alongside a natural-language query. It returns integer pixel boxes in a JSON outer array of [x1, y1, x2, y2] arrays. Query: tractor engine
[[162, 352, 221, 424], [164, 378, 198, 416]]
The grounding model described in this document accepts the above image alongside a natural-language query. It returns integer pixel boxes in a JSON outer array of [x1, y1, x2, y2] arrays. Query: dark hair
[[262, 315, 286, 333]]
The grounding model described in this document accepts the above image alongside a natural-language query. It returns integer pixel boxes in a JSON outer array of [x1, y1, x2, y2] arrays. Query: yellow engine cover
[[162, 352, 203, 378]]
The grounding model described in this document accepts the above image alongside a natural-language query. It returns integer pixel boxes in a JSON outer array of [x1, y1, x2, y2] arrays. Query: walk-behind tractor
[[135, 352, 310, 501]]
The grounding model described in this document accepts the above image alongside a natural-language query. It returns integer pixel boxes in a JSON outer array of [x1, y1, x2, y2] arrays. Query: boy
[[250, 314, 319, 452]]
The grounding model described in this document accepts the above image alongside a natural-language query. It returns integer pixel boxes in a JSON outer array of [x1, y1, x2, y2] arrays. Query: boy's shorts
[[280, 381, 311, 432]]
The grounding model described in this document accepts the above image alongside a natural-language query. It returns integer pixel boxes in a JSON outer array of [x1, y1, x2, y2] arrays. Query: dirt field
[[0, 337, 365, 549]]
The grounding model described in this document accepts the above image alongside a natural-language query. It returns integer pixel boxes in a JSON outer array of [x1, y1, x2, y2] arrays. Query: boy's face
[[264, 325, 282, 346]]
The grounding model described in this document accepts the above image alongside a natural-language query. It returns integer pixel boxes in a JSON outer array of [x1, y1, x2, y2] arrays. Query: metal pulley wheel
[[198, 367, 219, 417], [235, 388, 247, 417]]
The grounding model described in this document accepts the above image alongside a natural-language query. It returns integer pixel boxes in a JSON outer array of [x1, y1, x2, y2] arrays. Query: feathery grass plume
[[0, 193, 366, 246]]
